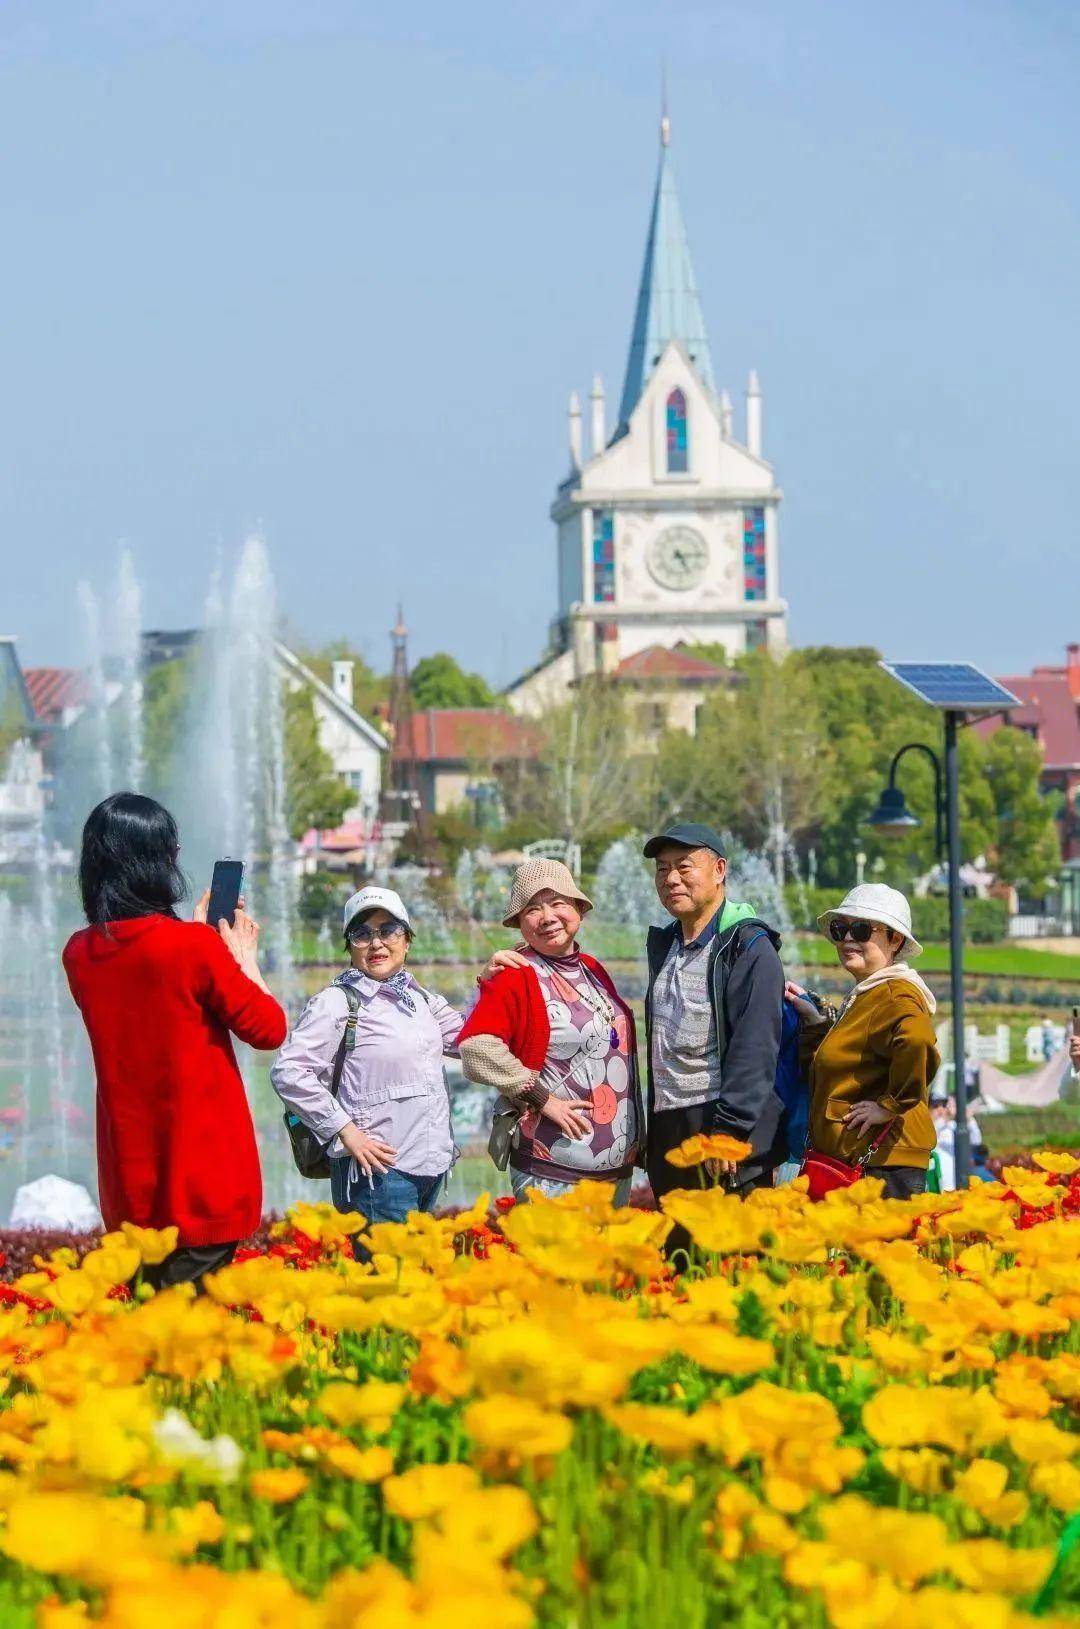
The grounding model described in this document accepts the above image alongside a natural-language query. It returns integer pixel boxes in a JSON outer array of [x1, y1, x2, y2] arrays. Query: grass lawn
[[794, 936, 1080, 982]]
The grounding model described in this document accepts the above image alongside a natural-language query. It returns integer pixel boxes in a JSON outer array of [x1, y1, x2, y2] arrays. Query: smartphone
[[207, 859, 244, 929], [1072, 1007, 1080, 1037]]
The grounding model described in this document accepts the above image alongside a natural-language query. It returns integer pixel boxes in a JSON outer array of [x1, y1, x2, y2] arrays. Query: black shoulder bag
[[282, 984, 361, 1181]]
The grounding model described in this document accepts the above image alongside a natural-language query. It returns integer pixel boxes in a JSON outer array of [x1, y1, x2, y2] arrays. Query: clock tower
[[508, 108, 788, 715]]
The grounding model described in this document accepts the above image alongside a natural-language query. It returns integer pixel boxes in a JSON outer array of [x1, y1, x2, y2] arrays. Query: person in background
[[272, 887, 463, 1238], [461, 859, 642, 1203], [642, 823, 786, 1221], [787, 883, 939, 1200], [63, 792, 287, 1289], [1070, 1030, 1080, 1075], [1041, 1017, 1056, 1063]]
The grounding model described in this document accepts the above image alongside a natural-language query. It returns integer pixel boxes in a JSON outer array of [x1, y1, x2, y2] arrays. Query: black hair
[[78, 792, 188, 926]]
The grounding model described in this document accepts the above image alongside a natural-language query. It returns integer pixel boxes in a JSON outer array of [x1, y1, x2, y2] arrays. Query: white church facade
[[508, 112, 788, 716]]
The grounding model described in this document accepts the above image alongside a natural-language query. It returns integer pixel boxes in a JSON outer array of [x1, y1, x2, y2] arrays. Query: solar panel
[[879, 662, 1021, 714]]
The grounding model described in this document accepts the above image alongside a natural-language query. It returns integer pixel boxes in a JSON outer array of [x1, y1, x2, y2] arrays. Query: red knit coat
[[63, 916, 288, 1246], [457, 954, 637, 1069]]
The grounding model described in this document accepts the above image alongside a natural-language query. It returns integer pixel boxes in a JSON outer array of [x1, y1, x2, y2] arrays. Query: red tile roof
[[611, 644, 734, 682], [978, 673, 1080, 769], [392, 709, 537, 764], [23, 667, 89, 724]]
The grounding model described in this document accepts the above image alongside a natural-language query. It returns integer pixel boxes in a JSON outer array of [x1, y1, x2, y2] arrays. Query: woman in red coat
[[63, 793, 287, 1287]]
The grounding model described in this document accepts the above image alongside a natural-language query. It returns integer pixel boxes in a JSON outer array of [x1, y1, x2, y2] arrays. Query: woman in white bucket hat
[[786, 883, 940, 1199], [271, 886, 464, 1247]]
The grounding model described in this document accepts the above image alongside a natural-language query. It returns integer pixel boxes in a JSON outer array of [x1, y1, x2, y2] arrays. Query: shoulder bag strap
[[329, 985, 361, 1101]]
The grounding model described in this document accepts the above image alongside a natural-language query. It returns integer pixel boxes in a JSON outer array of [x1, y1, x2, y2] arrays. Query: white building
[[274, 645, 388, 822], [0, 638, 46, 861], [508, 110, 788, 716]]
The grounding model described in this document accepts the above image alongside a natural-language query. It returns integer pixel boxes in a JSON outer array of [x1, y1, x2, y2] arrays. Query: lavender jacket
[[271, 971, 464, 1178]]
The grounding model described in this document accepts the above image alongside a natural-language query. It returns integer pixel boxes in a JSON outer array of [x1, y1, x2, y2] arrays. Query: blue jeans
[[332, 1163, 446, 1262]]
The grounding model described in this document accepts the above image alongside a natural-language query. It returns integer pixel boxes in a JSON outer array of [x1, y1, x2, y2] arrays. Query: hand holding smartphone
[[206, 859, 245, 929]]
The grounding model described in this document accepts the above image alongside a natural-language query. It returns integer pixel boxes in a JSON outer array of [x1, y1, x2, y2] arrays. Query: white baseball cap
[[343, 886, 411, 938], [817, 883, 922, 959]]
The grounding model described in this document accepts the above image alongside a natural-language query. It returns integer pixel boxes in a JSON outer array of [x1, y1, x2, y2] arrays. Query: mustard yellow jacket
[[803, 978, 940, 1169]]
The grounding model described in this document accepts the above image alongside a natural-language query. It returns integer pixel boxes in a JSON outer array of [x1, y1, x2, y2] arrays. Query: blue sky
[[3, 1, 1078, 685]]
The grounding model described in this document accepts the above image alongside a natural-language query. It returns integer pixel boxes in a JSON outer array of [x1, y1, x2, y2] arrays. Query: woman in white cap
[[458, 859, 643, 1204], [271, 886, 464, 1236], [786, 883, 940, 1198]]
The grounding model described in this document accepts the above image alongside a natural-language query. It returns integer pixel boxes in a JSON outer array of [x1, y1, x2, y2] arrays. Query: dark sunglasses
[[827, 918, 877, 944], [348, 920, 407, 945]]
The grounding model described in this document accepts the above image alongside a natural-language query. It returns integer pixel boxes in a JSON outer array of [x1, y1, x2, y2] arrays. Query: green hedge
[[783, 885, 1008, 944]]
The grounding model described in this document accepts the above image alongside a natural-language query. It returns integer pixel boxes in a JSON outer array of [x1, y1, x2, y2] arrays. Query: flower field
[[0, 1161, 1079, 1628]]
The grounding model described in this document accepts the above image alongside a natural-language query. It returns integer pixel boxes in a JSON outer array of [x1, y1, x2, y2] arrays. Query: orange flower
[[665, 1134, 752, 1169], [249, 1468, 309, 1504]]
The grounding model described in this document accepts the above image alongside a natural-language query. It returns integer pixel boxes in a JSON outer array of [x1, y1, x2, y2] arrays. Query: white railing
[[1008, 914, 1075, 939]]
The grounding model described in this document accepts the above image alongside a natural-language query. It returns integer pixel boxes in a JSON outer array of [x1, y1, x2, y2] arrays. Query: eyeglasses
[[349, 920, 407, 946], [827, 918, 877, 944]]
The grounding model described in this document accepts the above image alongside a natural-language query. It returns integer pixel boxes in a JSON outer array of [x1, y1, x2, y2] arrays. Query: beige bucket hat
[[501, 859, 593, 928]]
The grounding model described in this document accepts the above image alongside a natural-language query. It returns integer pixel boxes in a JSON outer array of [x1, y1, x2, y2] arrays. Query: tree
[[410, 653, 494, 710], [792, 648, 996, 889], [294, 640, 390, 724], [282, 688, 352, 839], [657, 650, 825, 868], [497, 678, 656, 848], [983, 727, 1061, 898]]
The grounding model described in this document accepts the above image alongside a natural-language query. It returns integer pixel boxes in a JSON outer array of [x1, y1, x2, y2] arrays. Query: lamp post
[[867, 728, 971, 1186]]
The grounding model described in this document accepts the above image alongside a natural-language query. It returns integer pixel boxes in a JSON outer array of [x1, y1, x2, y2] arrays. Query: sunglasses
[[349, 920, 407, 946], [827, 918, 878, 945]]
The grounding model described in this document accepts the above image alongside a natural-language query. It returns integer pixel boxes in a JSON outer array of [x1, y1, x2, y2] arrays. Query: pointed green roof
[[616, 121, 715, 431]]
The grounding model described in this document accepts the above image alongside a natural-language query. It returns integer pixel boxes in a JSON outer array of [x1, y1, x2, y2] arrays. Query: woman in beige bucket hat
[[459, 859, 643, 1204]]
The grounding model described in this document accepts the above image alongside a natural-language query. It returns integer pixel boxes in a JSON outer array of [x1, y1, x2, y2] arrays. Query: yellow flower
[[862, 1384, 1007, 1454], [1027, 1459, 1080, 1513], [1009, 1417, 1077, 1464], [953, 1460, 1028, 1529], [383, 1463, 481, 1521], [318, 1380, 406, 1435], [249, 1467, 309, 1503], [464, 1395, 572, 1459], [881, 1448, 950, 1496], [1032, 1149, 1080, 1175], [119, 1223, 180, 1266], [604, 1402, 706, 1455], [670, 1326, 774, 1376], [819, 1496, 950, 1587], [945, 1538, 1053, 1594], [321, 1444, 394, 1482], [639, 1468, 695, 1504], [164, 1500, 226, 1554]]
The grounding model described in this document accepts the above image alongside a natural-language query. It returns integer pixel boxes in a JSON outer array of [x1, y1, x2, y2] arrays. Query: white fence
[[1008, 914, 1076, 939]]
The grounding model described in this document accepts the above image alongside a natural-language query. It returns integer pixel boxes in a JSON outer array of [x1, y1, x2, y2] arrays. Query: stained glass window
[[743, 507, 767, 601], [666, 389, 688, 473], [746, 618, 768, 652], [592, 510, 616, 603]]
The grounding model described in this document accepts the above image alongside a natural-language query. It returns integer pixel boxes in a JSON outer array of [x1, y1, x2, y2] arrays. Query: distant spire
[[616, 107, 715, 431]]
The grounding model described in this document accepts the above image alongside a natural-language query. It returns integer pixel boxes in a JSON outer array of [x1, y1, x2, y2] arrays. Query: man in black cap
[[642, 821, 785, 1228]]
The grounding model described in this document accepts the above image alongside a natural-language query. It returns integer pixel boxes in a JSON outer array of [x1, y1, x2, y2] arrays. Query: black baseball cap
[[642, 822, 727, 860]]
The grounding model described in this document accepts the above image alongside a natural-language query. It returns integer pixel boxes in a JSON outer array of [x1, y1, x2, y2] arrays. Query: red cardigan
[[458, 953, 636, 1068], [63, 915, 287, 1246]]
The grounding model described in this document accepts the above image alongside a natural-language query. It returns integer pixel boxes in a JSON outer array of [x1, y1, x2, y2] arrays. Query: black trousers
[[141, 1240, 238, 1292], [647, 1103, 774, 1260], [863, 1166, 927, 1200]]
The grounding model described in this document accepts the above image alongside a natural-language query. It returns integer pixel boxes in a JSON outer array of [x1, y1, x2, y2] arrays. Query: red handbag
[[800, 1119, 897, 1202]]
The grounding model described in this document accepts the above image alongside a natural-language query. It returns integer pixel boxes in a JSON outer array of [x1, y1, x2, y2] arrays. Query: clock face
[[646, 525, 709, 591]]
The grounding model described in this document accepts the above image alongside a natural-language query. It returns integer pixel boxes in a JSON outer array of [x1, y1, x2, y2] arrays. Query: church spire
[[615, 102, 715, 432]]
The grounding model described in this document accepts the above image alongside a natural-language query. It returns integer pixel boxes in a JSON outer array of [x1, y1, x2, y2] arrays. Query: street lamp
[[869, 664, 1020, 1188]]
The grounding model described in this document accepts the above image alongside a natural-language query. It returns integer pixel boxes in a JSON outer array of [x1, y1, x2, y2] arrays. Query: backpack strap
[[329, 984, 361, 1101]]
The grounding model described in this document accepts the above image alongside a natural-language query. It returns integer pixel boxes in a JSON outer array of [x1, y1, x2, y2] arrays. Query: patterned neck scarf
[[337, 966, 417, 1014]]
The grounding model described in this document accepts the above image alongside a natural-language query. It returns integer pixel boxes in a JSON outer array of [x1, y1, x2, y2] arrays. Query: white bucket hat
[[343, 886, 411, 938], [817, 883, 922, 959]]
